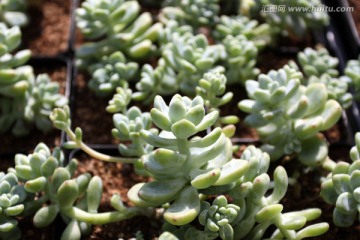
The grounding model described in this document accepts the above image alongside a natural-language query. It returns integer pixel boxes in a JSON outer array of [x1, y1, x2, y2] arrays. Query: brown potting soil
[[72, 73, 119, 144], [21, 0, 71, 56], [74, 152, 162, 240]]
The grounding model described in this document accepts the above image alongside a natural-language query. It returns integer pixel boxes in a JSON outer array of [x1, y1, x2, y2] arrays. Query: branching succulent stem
[[65, 127, 139, 164], [63, 206, 148, 225]]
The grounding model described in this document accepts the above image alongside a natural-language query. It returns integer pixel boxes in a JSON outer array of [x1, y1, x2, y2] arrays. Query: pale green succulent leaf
[[298, 136, 328, 167], [256, 204, 283, 224], [164, 186, 201, 226], [33, 205, 59, 228], [190, 168, 221, 189], [214, 160, 249, 186], [138, 179, 187, 205]]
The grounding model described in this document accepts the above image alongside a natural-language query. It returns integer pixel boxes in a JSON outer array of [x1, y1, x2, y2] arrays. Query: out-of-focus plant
[[344, 54, 360, 100], [238, 65, 342, 166], [160, 0, 220, 28], [158, 20, 193, 50], [321, 133, 360, 227], [0, 24, 67, 136], [221, 35, 259, 85], [259, 0, 329, 37], [134, 32, 225, 101], [76, 0, 162, 97], [76, 0, 162, 69], [0, 172, 27, 240], [133, 59, 178, 104], [307, 74, 352, 110], [87, 51, 138, 96], [162, 32, 225, 94], [296, 47, 339, 78], [213, 15, 272, 49], [289, 47, 352, 109], [1, 71, 67, 136], [0, 23, 31, 69], [0, 0, 28, 27]]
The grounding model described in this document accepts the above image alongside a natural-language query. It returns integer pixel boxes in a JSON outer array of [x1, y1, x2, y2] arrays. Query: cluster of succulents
[[238, 65, 342, 165], [158, 146, 329, 240], [344, 54, 360, 100], [246, 0, 330, 36], [5, 0, 360, 239], [76, 0, 162, 59], [288, 47, 353, 109], [321, 133, 360, 227], [0, 22, 67, 136], [160, 0, 220, 27], [0, 143, 150, 240], [212, 15, 272, 49]]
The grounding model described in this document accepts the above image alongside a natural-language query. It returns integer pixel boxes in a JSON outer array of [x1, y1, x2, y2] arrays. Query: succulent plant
[[297, 47, 339, 78], [112, 106, 156, 157], [76, 0, 162, 70], [162, 32, 226, 94], [0, 0, 28, 27], [106, 86, 133, 114], [76, 0, 137, 39], [50, 105, 139, 164], [344, 55, 360, 99], [0, 172, 27, 240], [195, 70, 239, 125], [196, 70, 232, 109], [307, 74, 352, 109], [221, 35, 260, 85], [158, 20, 193, 51], [0, 23, 31, 69], [160, 0, 220, 28], [0, 23, 31, 99], [198, 196, 240, 240], [0, 68, 67, 136], [0, 23, 67, 136], [160, 146, 329, 239], [23, 74, 68, 133], [321, 133, 360, 227], [87, 51, 139, 96], [133, 59, 178, 104], [238, 65, 342, 166], [4, 143, 150, 240], [135, 31, 225, 99], [127, 94, 248, 225], [213, 15, 272, 49], [229, 147, 328, 239], [287, 47, 352, 109], [259, 0, 329, 37]]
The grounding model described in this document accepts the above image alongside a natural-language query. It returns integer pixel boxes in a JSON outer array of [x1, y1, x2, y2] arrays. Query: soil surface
[[21, 0, 72, 56], [72, 73, 118, 144], [74, 151, 162, 240]]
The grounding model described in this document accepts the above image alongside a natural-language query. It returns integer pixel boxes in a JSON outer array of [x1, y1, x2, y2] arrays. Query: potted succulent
[[2, 0, 360, 239]]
